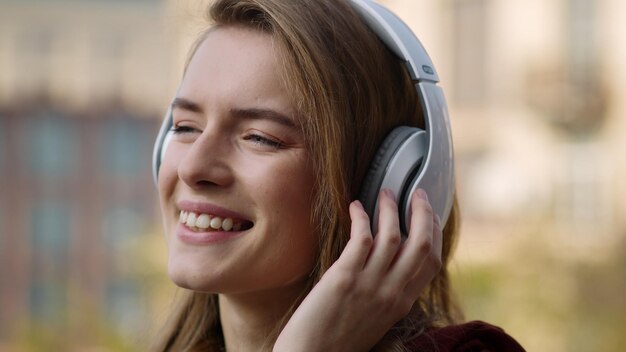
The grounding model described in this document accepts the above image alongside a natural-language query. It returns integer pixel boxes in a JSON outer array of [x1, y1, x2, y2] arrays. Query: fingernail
[[353, 200, 364, 210], [434, 214, 441, 227], [383, 188, 395, 201], [416, 189, 428, 201]]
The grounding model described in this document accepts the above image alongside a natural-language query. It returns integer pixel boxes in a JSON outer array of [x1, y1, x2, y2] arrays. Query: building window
[[105, 280, 142, 335], [31, 202, 71, 254], [26, 110, 76, 178], [555, 141, 607, 235], [18, 28, 55, 97], [102, 207, 146, 335], [29, 280, 67, 323], [452, 0, 488, 106], [30, 201, 70, 324], [0, 119, 5, 171], [0, 204, 4, 264], [102, 206, 142, 251], [100, 116, 152, 177], [567, 0, 596, 84]]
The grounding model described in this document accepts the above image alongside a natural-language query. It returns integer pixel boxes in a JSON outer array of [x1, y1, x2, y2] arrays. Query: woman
[[153, 0, 524, 350]]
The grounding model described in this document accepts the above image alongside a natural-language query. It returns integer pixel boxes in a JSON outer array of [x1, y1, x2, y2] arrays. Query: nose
[[177, 128, 235, 189]]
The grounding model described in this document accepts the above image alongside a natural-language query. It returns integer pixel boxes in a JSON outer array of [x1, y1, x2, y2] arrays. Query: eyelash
[[171, 125, 284, 149], [243, 134, 285, 149], [171, 125, 197, 134]]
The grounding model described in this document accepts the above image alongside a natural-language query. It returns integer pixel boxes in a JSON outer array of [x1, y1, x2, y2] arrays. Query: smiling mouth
[[179, 210, 253, 232]]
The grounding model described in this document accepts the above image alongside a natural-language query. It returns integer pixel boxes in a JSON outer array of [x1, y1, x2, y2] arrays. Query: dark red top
[[408, 321, 525, 351]]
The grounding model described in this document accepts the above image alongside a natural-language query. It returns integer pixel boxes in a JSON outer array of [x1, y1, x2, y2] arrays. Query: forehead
[[180, 26, 293, 112], [191, 25, 279, 70]]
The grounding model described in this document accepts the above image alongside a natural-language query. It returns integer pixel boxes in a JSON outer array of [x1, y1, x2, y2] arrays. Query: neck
[[219, 281, 309, 352]]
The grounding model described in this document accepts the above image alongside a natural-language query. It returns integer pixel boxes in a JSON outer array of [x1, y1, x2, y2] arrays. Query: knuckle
[[383, 230, 402, 247], [417, 238, 433, 256], [428, 253, 443, 271], [397, 297, 415, 317], [355, 233, 374, 248], [333, 271, 358, 294], [354, 282, 375, 301], [373, 287, 396, 307]]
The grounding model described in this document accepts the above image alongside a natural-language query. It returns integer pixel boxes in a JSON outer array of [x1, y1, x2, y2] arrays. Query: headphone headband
[[349, 0, 454, 229], [348, 0, 439, 83]]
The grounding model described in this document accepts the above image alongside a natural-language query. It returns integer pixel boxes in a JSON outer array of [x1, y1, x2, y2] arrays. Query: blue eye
[[243, 134, 284, 149]]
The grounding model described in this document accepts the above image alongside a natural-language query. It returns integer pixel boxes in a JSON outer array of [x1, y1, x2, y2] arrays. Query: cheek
[[257, 157, 317, 251], [255, 158, 315, 218], [158, 147, 184, 226], [257, 176, 318, 285], [158, 143, 186, 195]]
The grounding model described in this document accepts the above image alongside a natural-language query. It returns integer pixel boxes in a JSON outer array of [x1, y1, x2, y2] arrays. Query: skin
[[159, 26, 443, 351]]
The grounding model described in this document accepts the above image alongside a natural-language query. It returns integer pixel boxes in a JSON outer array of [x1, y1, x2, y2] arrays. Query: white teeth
[[179, 210, 243, 232], [185, 212, 197, 228], [196, 214, 211, 229], [222, 218, 233, 231], [210, 217, 222, 229]]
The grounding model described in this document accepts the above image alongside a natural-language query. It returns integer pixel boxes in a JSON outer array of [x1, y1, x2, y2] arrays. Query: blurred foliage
[[10, 298, 137, 352], [453, 226, 626, 352], [3, 228, 174, 352]]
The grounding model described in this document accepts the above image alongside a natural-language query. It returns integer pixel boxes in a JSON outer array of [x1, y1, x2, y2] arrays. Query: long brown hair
[[153, 0, 462, 350]]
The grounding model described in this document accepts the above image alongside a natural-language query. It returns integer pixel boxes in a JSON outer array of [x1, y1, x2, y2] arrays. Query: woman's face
[[158, 26, 318, 294]]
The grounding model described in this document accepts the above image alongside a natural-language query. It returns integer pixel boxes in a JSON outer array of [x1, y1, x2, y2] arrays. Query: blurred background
[[0, 0, 624, 351]]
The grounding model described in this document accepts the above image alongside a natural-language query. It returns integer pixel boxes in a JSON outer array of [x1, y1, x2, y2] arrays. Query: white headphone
[[152, 0, 455, 234], [349, 0, 455, 234]]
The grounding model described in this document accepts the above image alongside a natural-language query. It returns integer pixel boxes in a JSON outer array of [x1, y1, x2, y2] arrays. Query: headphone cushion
[[359, 126, 418, 218]]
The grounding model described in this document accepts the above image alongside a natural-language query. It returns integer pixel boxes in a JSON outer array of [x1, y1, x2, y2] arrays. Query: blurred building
[[0, 0, 176, 348], [383, 0, 626, 254], [382, 0, 626, 350]]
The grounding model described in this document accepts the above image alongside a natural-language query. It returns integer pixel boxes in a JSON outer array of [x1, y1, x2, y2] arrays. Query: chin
[[168, 257, 237, 294], [168, 271, 220, 293], [168, 258, 210, 291], [167, 263, 193, 290]]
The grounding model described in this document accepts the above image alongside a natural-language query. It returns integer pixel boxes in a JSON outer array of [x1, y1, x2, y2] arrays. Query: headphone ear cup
[[358, 126, 417, 223], [152, 107, 174, 185]]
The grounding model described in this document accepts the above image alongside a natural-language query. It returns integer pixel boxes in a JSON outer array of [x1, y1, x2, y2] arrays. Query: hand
[[273, 188, 443, 352]]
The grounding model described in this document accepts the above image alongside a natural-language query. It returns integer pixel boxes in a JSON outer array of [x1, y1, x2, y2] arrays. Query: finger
[[334, 200, 374, 272], [363, 189, 403, 276], [403, 209, 443, 297], [387, 189, 437, 286], [403, 259, 439, 298], [433, 213, 443, 263]]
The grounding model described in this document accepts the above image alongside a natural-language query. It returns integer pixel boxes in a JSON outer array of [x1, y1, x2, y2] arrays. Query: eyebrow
[[230, 107, 297, 129], [171, 97, 297, 129], [171, 97, 203, 114]]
